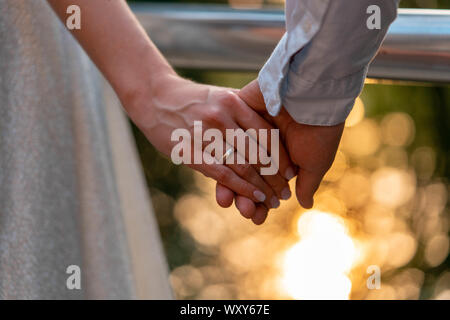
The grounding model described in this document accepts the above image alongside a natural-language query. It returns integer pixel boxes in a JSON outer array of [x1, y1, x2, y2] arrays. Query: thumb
[[295, 168, 326, 209], [238, 79, 266, 112]]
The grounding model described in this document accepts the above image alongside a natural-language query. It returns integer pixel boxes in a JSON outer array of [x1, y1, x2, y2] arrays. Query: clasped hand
[[127, 75, 343, 225]]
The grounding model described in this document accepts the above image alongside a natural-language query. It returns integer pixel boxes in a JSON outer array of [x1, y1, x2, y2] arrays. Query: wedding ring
[[222, 148, 234, 161]]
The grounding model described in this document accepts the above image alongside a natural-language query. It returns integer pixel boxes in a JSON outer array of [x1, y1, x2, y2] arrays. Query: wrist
[[117, 62, 179, 121]]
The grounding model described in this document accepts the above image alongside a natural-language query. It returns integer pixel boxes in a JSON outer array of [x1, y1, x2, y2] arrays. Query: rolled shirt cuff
[[257, 0, 330, 119], [258, 0, 398, 126], [282, 66, 368, 126], [257, 33, 289, 118], [259, 61, 368, 126]]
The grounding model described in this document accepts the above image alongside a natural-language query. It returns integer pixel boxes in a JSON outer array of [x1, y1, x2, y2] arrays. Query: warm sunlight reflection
[[281, 211, 357, 300], [167, 102, 448, 300]]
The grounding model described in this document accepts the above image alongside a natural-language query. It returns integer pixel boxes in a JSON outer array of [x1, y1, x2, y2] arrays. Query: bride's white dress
[[0, 0, 172, 299]]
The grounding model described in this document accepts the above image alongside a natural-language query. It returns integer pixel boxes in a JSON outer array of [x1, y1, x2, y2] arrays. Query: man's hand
[[128, 75, 295, 210], [216, 80, 344, 223]]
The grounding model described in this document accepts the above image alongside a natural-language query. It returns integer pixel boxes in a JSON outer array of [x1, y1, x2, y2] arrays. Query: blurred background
[[130, 0, 450, 299]]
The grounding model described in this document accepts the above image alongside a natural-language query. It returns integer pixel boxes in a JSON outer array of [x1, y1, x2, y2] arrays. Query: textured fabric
[[103, 84, 173, 300], [258, 0, 399, 126], [0, 0, 171, 299]]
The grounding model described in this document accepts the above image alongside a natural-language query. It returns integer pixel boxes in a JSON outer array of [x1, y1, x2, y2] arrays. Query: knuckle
[[204, 107, 223, 127], [218, 91, 240, 108]]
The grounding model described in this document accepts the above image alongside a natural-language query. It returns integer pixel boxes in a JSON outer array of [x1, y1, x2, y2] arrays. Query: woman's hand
[[124, 74, 294, 209], [46, 0, 293, 211]]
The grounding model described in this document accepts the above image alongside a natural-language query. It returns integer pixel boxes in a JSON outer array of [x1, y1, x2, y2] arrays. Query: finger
[[232, 101, 296, 182], [201, 134, 276, 206], [219, 124, 287, 201], [226, 150, 280, 209], [232, 107, 293, 200], [223, 123, 292, 201], [206, 117, 289, 201], [236, 80, 296, 182], [259, 169, 292, 201], [191, 163, 267, 204], [216, 183, 234, 208], [235, 195, 256, 219], [238, 80, 266, 113], [295, 168, 326, 209], [251, 205, 268, 225], [217, 182, 257, 219]]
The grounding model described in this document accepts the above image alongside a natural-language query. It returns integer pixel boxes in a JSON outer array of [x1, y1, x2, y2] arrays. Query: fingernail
[[285, 167, 295, 180], [281, 187, 291, 200], [271, 196, 280, 209], [253, 190, 266, 202]]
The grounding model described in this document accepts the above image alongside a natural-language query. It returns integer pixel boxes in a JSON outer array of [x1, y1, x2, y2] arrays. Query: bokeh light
[[281, 211, 358, 300], [158, 85, 449, 299]]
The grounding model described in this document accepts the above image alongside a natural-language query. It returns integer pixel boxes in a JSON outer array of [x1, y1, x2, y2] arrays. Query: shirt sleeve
[[258, 0, 400, 126]]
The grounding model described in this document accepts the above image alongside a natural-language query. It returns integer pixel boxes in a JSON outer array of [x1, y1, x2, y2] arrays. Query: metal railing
[[132, 4, 450, 83]]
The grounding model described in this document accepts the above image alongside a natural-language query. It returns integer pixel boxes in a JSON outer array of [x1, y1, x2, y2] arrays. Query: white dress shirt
[[258, 0, 400, 126]]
